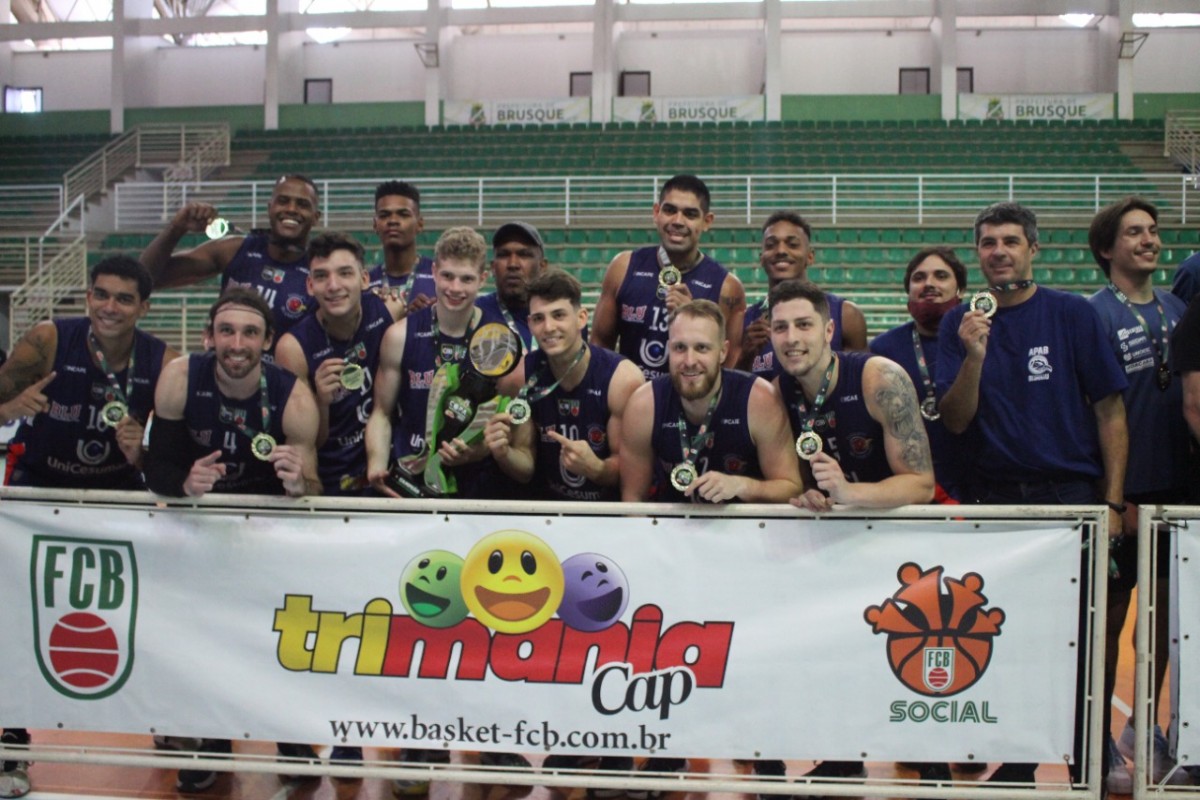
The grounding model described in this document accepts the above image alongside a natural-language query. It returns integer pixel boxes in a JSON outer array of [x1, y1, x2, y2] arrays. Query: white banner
[[612, 96, 764, 125], [958, 93, 1113, 122], [443, 98, 590, 127], [0, 502, 1082, 763], [1172, 515, 1200, 762]]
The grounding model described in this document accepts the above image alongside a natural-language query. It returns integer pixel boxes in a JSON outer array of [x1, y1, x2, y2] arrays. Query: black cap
[[492, 221, 545, 250]]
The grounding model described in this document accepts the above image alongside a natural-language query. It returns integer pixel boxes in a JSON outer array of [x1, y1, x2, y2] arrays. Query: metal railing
[[63, 122, 231, 204], [113, 172, 1200, 231], [1165, 110, 1200, 179], [7, 194, 88, 347]]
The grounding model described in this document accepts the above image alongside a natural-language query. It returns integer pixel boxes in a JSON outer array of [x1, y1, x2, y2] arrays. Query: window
[[305, 79, 333, 104], [619, 71, 650, 97], [570, 72, 592, 97], [5, 86, 43, 113], [957, 67, 974, 94], [899, 68, 930, 95]]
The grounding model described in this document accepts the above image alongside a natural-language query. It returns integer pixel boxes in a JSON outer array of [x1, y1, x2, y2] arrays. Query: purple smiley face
[[558, 553, 629, 631]]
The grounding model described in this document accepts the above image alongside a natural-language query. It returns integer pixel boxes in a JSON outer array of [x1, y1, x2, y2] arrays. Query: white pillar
[[590, 0, 614, 124], [264, 0, 301, 130], [933, 0, 958, 122], [763, 0, 780, 122], [424, 0, 442, 127], [1115, 0, 1135, 120]]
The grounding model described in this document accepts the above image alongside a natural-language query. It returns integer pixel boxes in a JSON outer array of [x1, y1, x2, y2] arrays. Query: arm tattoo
[[0, 331, 52, 403], [873, 363, 933, 474]]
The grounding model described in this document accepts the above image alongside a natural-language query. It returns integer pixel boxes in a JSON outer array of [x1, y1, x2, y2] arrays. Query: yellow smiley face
[[461, 530, 565, 633]]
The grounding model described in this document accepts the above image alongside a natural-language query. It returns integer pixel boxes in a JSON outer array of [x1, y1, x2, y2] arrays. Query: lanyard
[[89, 329, 134, 406], [676, 386, 722, 466], [990, 279, 1035, 293], [518, 344, 587, 403], [431, 308, 479, 368], [793, 355, 836, 432], [225, 370, 271, 441], [379, 267, 416, 302], [1108, 283, 1172, 390], [496, 296, 537, 352]]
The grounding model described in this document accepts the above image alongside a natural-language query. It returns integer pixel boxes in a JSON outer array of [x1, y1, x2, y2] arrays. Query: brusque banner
[[443, 99, 590, 127], [958, 94, 1114, 122], [0, 502, 1082, 763], [612, 97, 764, 125]]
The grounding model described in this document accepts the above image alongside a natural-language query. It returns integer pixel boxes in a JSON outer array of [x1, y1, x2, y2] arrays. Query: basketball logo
[[863, 562, 1005, 697], [32, 536, 138, 700]]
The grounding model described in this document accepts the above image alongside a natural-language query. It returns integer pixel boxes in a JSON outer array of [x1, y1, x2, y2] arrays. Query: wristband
[[1106, 501, 1128, 514]]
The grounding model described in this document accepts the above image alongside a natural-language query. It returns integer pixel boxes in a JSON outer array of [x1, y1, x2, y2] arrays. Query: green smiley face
[[400, 550, 469, 628]]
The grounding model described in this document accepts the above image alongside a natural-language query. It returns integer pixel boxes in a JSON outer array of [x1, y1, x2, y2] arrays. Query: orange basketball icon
[[864, 563, 1005, 697]]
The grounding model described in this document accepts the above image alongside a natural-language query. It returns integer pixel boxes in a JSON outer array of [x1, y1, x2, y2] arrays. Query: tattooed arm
[[828, 356, 934, 508], [0, 321, 59, 425]]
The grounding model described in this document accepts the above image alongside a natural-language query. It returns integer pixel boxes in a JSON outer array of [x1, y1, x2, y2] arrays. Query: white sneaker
[[1116, 722, 1190, 785], [1107, 736, 1133, 795]]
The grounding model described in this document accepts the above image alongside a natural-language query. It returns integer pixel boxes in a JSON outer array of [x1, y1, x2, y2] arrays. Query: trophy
[[389, 322, 523, 496]]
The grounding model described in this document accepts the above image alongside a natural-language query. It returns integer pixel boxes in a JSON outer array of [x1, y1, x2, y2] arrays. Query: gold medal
[[508, 398, 532, 425], [250, 432, 277, 461], [969, 291, 997, 318], [669, 462, 698, 492], [100, 400, 128, 426], [795, 430, 823, 461], [657, 265, 682, 299], [920, 397, 940, 422], [205, 217, 231, 240], [339, 362, 365, 391]]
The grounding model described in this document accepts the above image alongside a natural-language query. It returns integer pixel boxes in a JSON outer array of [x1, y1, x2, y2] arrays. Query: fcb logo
[[587, 425, 606, 446], [864, 563, 1005, 697], [31, 536, 138, 700], [284, 295, 308, 318]]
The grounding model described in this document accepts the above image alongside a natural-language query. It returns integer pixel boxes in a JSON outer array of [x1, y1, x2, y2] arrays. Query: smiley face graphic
[[400, 550, 469, 628], [559, 553, 629, 632], [461, 530, 564, 633]]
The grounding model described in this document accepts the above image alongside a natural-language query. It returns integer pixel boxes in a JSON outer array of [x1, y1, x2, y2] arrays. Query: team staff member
[[369, 180, 437, 307], [591, 175, 747, 378], [937, 202, 1128, 788], [1089, 197, 1190, 791], [869, 247, 968, 500], [486, 269, 643, 501], [140, 174, 321, 348], [738, 211, 867, 377], [477, 221, 549, 352], [0, 255, 177, 800], [275, 232, 405, 497]]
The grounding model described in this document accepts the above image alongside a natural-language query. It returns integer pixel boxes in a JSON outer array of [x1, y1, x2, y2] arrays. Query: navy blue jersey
[[1089, 287, 1188, 497], [477, 292, 533, 353], [183, 352, 298, 495], [9, 318, 168, 490], [616, 247, 729, 379], [368, 256, 436, 302], [525, 344, 626, 502], [393, 304, 505, 498], [870, 321, 966, 498], [936, 287, 1128, 483], [745, 292, 847, 378], [648, 368, 761, 503], [221, 232, 312, 348], [780, 351, 893, 484], [287, 293, 393, 495]]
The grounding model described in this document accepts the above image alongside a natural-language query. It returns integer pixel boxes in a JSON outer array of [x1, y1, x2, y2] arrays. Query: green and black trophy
[[388, 322, 523, 497]]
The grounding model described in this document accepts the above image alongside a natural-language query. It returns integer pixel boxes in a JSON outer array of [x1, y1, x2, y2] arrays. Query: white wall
[[445, 32, 592, 99], [616, 31, 764, 96], [962, 30, 1106, 93], [12, 50, 112, 110], [1131, 29, 1200, 93], [780, 30, 933, 94], [301, 39, 428, 102], [144, 44, 267, 107]]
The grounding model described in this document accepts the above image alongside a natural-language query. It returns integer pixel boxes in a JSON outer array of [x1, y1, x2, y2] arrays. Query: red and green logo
[[31, 536, 138, 700], [864, 563, 1004, 697]]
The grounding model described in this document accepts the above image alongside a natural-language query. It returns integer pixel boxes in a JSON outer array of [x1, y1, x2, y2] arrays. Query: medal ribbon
[[89, 329, 135, 407], [1107, 283, 1172, 380], [431, 308, 480, 368], [676, 386, 723, 467], [227, 370, 272, 443], [792, 355, 836, 433], [518, 343, 587, 403], [379, 267, 416, 303], [909, 327, 938, 408], [497, 296, 537, 352], [989, 279, 1036, 293]]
